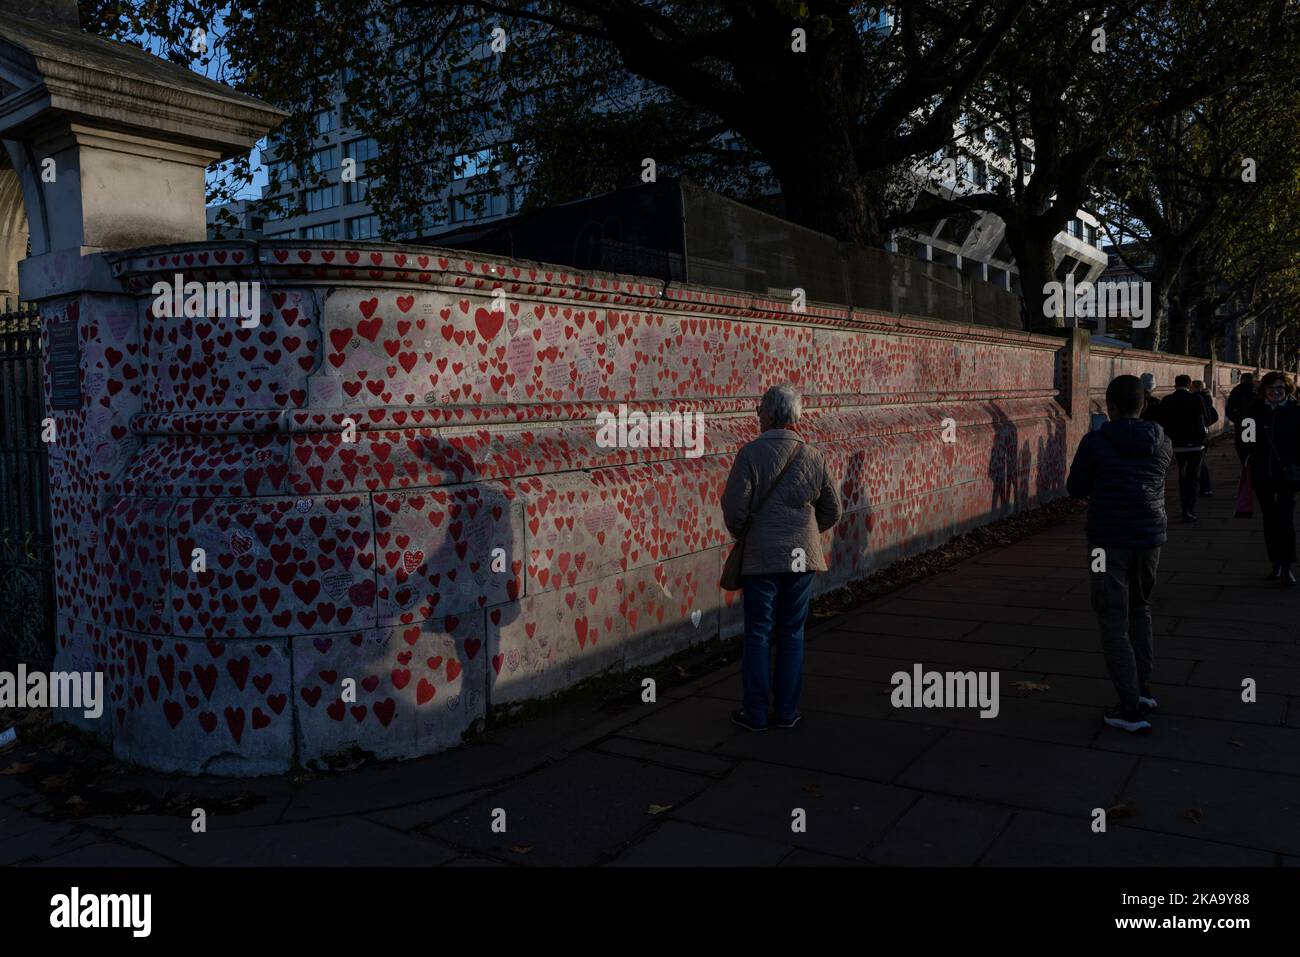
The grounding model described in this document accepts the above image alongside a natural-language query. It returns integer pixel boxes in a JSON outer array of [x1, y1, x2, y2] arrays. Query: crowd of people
[[717, 373, 1300, 739], [1068, 369, 1300, 734]]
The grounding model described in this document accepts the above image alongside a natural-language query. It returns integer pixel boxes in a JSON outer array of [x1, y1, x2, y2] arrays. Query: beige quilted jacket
[[721, 429, 843, 576]]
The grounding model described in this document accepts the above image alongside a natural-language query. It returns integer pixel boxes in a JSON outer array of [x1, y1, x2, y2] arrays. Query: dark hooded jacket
[[1067, 417, 1174, 549]]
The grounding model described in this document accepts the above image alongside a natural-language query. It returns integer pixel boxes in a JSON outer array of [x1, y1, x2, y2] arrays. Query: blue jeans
[[741, 572, 814, 726]]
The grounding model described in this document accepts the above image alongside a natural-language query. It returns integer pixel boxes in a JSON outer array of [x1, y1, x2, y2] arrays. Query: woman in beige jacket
[[721, 383, 842, 731]]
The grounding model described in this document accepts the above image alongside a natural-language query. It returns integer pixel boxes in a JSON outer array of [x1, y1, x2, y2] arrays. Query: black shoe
[[1267, 564, 1282, 580], [1103, 708, 1152, 733], [1284, 566, 1297, 587], [775, 712, 802, 729], [1200, 490, 1213, 496], [731, 709, 767, 732], [1181, 511, 1197, 523], [1138, 695, 1158, 713]]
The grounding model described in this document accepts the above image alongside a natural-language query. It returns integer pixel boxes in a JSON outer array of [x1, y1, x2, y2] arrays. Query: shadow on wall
[[987, 402, 1021, 516], [989, 402, 1066, 519], [296, 437, 522, 767], [1036, 416, 1067, 502]]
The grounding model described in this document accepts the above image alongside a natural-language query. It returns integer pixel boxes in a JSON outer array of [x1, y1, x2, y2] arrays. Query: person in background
[[1227, 372, 1257, 465], [1156, 374, 1209, 522], [1190, 380, 1219, 495], [1067, 374, 1172, 733], [721, 383, 843, 731], [1139, 372, 1162, 423], [1245, 371, 1300, 586]]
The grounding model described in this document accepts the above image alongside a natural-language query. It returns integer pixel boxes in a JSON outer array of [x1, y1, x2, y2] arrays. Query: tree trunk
[[1166, 299, 1190, 355], [771, 147, 883, 247], [1003, 224, 1061, 330]]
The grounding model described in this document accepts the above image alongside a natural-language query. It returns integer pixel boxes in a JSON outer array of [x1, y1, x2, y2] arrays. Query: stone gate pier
[[1, 4, 1247, 776]]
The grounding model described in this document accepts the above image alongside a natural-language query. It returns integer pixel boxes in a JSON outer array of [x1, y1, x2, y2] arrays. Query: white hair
[[760, 383, 802, 427]]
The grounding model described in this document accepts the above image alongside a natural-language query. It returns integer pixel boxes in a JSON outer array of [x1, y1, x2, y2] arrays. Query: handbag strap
[[741, 443, 804, 534]]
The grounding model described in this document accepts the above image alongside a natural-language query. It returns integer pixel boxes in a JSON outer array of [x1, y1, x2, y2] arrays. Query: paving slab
[[1027, 674, 1288, 726], [1117, 757, 1300, 856], [979, 809, 1275, 867], [716, 712, 946, 783], [281, 743, 544, 821], [1091, 712, 1300, 777], [608, 821, 791, 867], [671, 760, 917, 858], [114, 816, 458, 866], [866, 794, 1012, 866], [427, 751, 713, 866], [812, 632, 1033, 669], [898, 731, 1137, 816], [594, 737, 737, 776]]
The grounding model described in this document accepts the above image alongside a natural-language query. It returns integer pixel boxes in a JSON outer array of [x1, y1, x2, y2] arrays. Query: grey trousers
[[1089, 545, 1160, 711]]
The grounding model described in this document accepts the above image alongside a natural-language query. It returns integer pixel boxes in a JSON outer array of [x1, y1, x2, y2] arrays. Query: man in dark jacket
[[1190, 380, 1219, 495], [1067, 374, 1173, 733], [1156, 374, 1209, 522], [1227, 372, 1256, 464]]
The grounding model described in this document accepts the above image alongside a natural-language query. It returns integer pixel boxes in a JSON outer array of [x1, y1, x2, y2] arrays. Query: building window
[[265, 228, 296, 240], [307, 145, 339, 175], [302, 222, 340, 240], [452, 148, 497, 180], [344, 177, 372, 205], [344, 137, 379, 163], [451, 189, 507, 223], [306, 184, 340, 212], [313, 108, 338, 135], [347, 215, 380, 240], [267, 159, 294, 186]]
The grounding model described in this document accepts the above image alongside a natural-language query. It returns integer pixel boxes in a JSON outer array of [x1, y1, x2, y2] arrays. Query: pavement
[[2, 439, 1298, 867]]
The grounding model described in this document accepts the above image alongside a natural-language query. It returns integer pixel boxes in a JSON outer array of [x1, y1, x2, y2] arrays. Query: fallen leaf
[[647, 804, 673, 815], [510, 845, 532, 854], [0, 762, 32, 775], [1107, 802, 1136, 819], [1009, 681, 1052, 692], [1185, 809, 1202, 823]]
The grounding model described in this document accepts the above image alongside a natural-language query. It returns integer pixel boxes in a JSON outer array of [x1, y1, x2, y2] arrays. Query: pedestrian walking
[[1227, 372, 1256, 465], [721, 383, 843, 731], [1067, 375, 1172, 733], [1139, 372, 1162, 423], [1228, 373, 1258, 517], [1156, 374, 1210, 522], [1190, 380, 1219, 495], [1244, 371, 1300, 586]]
